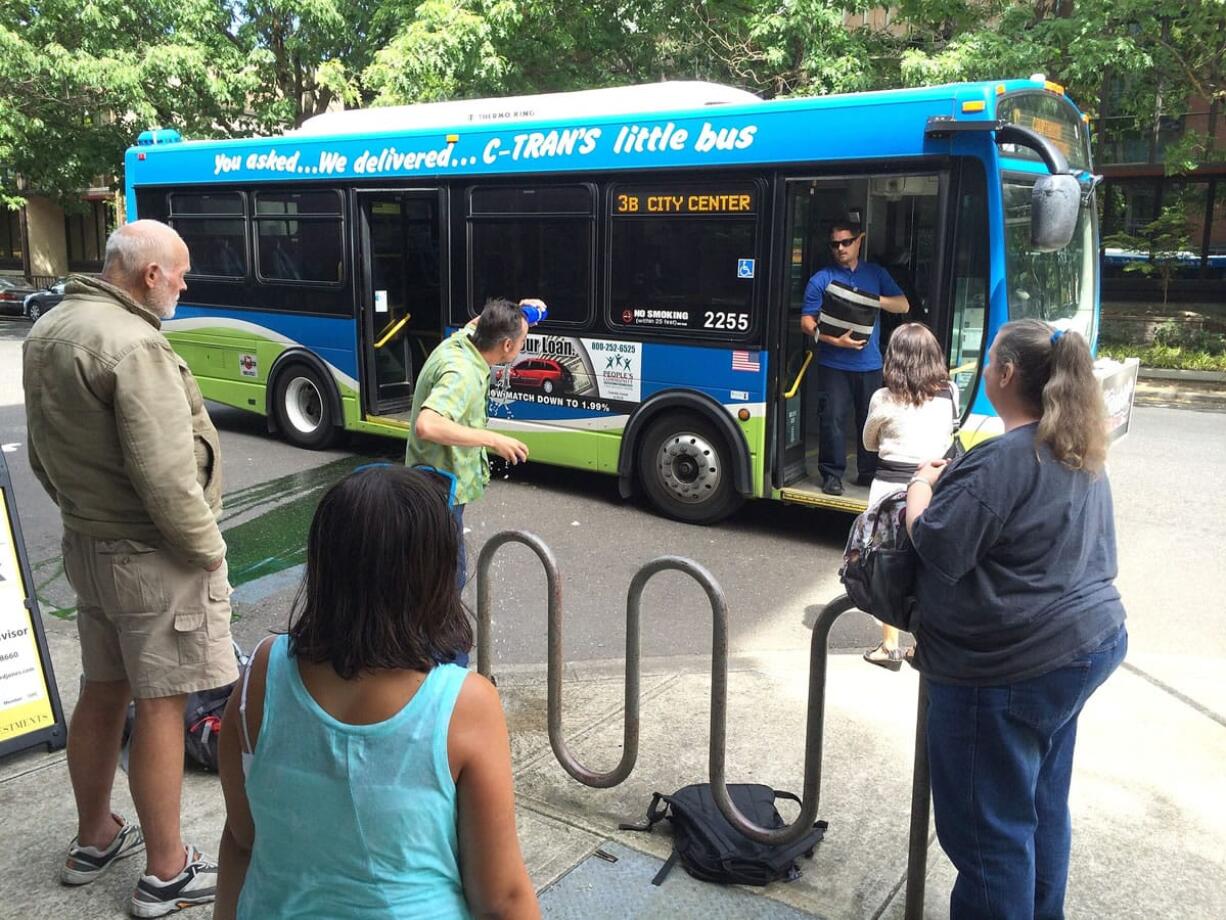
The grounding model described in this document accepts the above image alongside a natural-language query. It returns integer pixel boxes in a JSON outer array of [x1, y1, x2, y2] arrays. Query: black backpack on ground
[[119, 640, 246, 773], [619, 783, 827, 887], [121, 683, 233, 772], [181, 682, 234, 771]]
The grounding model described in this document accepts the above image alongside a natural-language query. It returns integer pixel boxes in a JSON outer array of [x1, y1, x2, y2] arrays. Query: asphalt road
[[2, 316, 1224, 711]]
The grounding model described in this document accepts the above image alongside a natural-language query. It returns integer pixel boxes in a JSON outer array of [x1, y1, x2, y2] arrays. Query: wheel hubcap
[[285, 377, 323, 434], [656, 432, 721, 504]]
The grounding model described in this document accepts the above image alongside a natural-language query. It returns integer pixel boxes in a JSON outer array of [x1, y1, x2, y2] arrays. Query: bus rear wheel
[[272, 363, 340, 450], [637, 412, 743, 525]]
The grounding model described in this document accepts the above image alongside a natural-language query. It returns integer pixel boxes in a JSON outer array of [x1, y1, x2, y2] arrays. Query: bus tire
[[637, 412, 743, 525], [272, 363, 339, 450]]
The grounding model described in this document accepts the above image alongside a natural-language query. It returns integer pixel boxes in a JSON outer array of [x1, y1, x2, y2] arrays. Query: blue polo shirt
[[802, 262, 903, 372]]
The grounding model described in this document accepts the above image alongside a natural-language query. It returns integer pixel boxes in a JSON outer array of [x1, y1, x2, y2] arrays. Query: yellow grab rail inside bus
[[374, 314, 411, 349], [783, 350, 813, 400]]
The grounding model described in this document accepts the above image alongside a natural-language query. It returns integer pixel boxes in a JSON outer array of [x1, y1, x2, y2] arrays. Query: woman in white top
[[861, 323, 959, 670]]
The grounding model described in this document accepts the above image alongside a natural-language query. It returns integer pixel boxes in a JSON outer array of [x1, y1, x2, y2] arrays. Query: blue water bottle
[[520, 301, 548, 326]]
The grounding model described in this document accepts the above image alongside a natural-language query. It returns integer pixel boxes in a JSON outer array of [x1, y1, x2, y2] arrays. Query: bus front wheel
[[637, 412, 743, 525], [272, 363, 340, 450]]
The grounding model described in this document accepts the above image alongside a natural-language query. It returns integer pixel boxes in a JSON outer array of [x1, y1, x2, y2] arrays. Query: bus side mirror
[[1030, 174, 1081, 252]]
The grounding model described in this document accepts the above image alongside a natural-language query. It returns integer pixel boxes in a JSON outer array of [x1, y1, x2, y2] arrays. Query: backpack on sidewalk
[[181, 682, 235, 772], [120, 640, 247, 773], [619, 783, 827, 887], [839, 489, 917, 631]]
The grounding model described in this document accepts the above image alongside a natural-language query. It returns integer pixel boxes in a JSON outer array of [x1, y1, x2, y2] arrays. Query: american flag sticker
[[732, 350, 760, 372]]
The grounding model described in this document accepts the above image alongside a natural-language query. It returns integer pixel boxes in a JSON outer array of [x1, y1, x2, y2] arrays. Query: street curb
[[1132, 365, 1226, 412], [1138, 368, 1226, 383]]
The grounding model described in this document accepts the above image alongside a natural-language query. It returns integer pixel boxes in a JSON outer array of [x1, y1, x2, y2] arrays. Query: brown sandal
[[863, 643, 905, 672]]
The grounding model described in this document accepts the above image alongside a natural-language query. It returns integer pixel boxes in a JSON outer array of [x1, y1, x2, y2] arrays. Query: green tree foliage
[[0, 0, 260, 205], [894, 1, 1225, 139], [3, 0, 1223, 208], [0, 0, 395, 205], [359, 1, 894, 104]]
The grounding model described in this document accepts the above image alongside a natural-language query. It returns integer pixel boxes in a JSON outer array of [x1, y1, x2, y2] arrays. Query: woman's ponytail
[[994, 319, 1108, 473]]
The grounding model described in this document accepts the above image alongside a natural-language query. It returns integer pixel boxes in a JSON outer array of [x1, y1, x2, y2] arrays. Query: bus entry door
[[776, 179, 860, 487], [357, 190, 444, 417]]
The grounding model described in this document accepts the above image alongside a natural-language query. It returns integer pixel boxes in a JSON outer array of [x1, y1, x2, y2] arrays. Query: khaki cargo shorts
[[62, 530, 239, 698]]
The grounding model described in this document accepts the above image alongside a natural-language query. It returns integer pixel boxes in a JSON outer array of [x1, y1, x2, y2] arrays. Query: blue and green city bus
[[125, 77, 1119, 523]]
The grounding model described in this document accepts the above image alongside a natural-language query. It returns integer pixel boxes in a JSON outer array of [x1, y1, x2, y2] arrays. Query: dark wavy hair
[[883, 323, 948, 407], [287, 466, 471, 678], [992, 318, 1108, 473]]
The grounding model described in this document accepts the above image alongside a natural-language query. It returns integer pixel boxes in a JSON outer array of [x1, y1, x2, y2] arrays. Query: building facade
[[1098, 95, 1225, 305], [0, 184, 120, 289]]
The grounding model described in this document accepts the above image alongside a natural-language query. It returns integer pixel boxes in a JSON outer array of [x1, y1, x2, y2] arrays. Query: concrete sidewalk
[[2, 616, 1224, 919]]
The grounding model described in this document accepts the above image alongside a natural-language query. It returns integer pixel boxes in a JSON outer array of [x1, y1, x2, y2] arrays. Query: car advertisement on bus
[[491, 334, 643, 416]]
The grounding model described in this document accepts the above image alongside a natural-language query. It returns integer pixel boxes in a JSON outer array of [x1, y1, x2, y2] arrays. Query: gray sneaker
[[61, 815, 145, 885], [130, 845, 217, 918]]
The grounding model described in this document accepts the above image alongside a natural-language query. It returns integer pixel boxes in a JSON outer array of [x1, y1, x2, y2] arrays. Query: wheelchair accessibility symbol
[[737, 258, 755, 279]]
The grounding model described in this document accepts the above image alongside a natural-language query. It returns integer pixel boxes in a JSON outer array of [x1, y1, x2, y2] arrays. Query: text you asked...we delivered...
[[212, 120, 759, 178]]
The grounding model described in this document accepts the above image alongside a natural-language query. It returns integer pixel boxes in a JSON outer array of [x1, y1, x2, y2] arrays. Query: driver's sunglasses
[[351, 462, 459, 508], [829, 236, 860, 250]]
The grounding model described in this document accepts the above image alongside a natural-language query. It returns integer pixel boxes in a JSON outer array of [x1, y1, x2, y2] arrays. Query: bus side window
[[169, 191, 247, 280], [607, 182, 759, 337], [254, 190, 344, 285], [466, 185, 595, 326]]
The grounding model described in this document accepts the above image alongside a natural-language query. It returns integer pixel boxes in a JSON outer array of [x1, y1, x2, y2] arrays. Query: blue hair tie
[[1050, 328, 1065, 345]]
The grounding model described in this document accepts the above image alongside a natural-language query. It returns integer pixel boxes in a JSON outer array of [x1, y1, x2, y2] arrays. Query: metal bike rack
[[476, 531, 931, 919]]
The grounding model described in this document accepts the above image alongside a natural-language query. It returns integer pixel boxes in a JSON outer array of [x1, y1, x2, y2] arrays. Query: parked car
[[23, 279, 67, 322], [507, 357, 573, 395], [0, 278, 34, 317]]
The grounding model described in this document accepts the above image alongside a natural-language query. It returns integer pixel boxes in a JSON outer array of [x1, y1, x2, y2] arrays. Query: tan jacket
[[23, 276, 226, 567]]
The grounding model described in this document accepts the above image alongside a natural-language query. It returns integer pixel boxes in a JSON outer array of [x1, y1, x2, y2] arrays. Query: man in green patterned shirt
[[407, 297, 540, 591]]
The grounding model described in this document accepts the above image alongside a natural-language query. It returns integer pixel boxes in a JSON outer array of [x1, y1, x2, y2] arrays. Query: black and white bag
[[817, 281, 880, 342], [839, 490, 917, 631], [620, 783, 827, 887], [943, 381, 966, 461]]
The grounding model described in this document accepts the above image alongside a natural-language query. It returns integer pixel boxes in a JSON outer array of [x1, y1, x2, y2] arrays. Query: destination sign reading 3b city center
[[614, 189, 757, 215]]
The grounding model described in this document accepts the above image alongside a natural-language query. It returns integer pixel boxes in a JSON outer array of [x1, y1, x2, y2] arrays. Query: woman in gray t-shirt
[[903, 319, 1127, 920]]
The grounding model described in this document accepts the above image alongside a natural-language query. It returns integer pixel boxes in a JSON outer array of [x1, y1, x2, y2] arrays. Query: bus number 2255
[[703, 311, 749, 331]]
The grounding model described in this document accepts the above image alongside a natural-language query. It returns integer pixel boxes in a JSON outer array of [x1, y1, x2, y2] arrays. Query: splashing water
[[489, 365, 516, 418], [489, 367, 518, 482]]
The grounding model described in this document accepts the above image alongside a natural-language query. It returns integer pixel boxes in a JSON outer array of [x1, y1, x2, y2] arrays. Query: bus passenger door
[[774, 174, 944, 505], [776, 178, 867, 492], [357, 190, 445, 419]]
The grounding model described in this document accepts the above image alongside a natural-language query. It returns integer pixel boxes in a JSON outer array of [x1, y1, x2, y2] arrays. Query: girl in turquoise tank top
[[214, 466, 539, 920]]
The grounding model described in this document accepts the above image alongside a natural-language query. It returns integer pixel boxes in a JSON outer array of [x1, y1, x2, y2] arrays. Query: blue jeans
[[926, 625, 1127, 920], [815, 361, 881, 482]]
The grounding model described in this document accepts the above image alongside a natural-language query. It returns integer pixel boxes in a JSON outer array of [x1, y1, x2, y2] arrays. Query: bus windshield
[[1002, 178, 1096, 341]]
